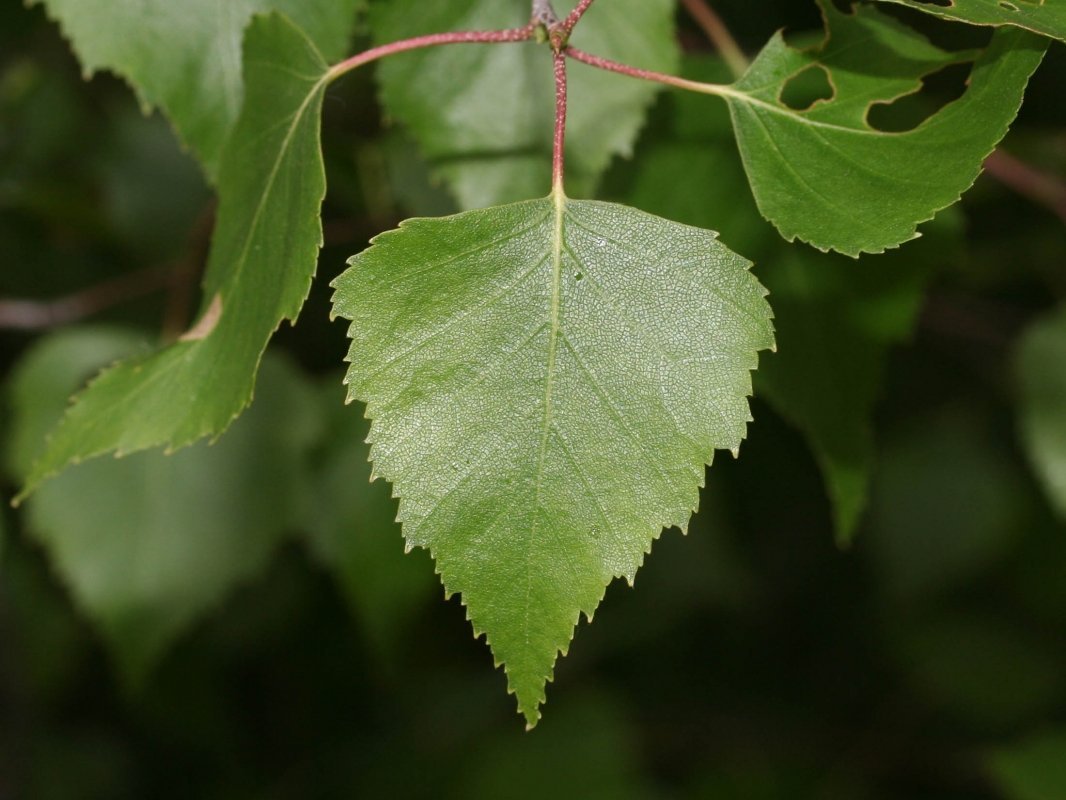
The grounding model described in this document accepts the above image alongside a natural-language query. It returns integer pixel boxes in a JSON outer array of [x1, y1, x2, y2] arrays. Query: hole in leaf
[[908, 0, 953, 6], [999, 1, 1018, 9], [573, 273, 584, 282], [867, 61, 972, 133], [779, 64, 835, 111]]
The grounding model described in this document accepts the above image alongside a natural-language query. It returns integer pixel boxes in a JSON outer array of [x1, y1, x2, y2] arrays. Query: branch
[[983, 149, 1066, 226], [680, 0, 748, 78], [0, 265, 174, 331], [532, 0, 559, 27]]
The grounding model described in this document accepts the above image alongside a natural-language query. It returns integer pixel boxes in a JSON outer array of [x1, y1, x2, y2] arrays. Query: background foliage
[[1, 0, 1065, 796]]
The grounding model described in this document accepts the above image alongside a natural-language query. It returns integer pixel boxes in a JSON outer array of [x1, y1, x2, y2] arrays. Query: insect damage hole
[[779, 64, 835, 112], [866, 62, 972, 133]]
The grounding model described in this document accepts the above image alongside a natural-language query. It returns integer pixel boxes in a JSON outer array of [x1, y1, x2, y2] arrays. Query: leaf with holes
[[31, 0, 361, 178], [18, 14, 329, 502], [724, 0, 1046, 255], [874, 0, 1066, 43], [1017, 307, 1066, 520], [371, 0, 678, 209], [331, 192, 775, 725]]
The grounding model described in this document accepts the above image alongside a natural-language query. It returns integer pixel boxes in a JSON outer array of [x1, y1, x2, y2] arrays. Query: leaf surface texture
[[332, 194, 774, 724]]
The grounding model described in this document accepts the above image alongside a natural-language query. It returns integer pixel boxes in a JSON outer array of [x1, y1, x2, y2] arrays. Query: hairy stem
[[565, 45, 737, 99], [680, 0, 748, 78], [552, 48, 568, 190], [328, 25, 537, 82], [983, 149, 1066, 225]]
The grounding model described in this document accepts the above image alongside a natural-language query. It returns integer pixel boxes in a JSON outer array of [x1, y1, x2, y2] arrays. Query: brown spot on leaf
[[179, 293, 223, 341]]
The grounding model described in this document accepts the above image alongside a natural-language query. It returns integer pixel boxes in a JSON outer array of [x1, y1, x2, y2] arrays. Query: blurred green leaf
[[874, 0, 1066, 42], [371, 0, 678, 208], [332, 193, 774, 725], [726, 0, 1046, 254], [457, 694, 654, 799], [303, 380, 436, 663], [989, 729, 1066, 800], [865, 408, 1029, 600], [6, 328, 320, 686], [896, 612, 1062, 728], [96, 110, 210, 260], [19, 14, 329, 501], [755, 222, 957, 542], [1016, 306, 1066, 519], [30, 0, 361, 178]]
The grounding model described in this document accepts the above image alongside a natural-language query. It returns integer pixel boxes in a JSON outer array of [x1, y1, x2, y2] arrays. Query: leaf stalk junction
[[324, 0, 742, 195]]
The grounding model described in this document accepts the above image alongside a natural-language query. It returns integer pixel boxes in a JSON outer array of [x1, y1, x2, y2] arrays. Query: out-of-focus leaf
[[19, 14, 329, 501], [874, 0, 1066, 43], [726, 0, 1046, 254], [865, 408, 1029, 600], [304, 380, 435, 663], [897, 612, 1063, 727], [332, 192, 774, 726], [457, 694, 653, 799], [371, 0, 678, 208], [30, 0, 361, 178], [989, 730, 1066, 800], [1016, 306, 1066, 519], [755, 222, 957, 541], [6, 327, 319, 685], [96, 110, 210, 259]]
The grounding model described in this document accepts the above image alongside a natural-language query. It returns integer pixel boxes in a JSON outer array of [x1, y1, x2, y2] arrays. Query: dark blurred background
[[1, 1, 1064, 798]]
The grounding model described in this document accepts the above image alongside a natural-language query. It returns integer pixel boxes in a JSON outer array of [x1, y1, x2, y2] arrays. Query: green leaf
[[989, 730, 1066, 800], [331, 192, 774, 725], [614, 55, 954, 542], [874, 0, 1066, 43], [31, 0, 361, 178], [19, 14, 329, 502], [725, 0, 1046, 255], [371, 0, 678, 208], [5, 329, 319, 685], [1017, 307, 1066, 519]]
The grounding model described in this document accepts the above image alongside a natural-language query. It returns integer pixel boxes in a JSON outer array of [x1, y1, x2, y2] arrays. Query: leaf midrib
[[524, 186, 566, 650]]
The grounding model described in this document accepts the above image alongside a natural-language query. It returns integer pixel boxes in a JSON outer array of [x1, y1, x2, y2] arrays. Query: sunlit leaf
[[725, 0, 1046, 254], [331, 192, 774, 725], [371, 0, 678, 208], [19, 14, 329, 501], [31, 0, 361, 177]]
